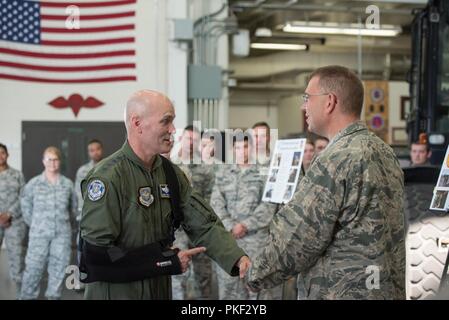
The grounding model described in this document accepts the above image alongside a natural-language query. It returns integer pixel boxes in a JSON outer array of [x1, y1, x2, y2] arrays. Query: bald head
[[124, 90, 172, 132], [125, 90, 176, 163]]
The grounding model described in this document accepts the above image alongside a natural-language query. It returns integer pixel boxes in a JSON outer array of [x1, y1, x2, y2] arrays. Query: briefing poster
[[262, 139, 306, 204], [430, 144, 449, 211]]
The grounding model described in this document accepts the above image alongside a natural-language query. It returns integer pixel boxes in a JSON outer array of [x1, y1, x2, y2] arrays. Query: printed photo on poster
[[265, 184, 274, 199], [292, 152, 301, 167], [269, 169, 279, 182], [273, 153, 282, 167], [430, 144, 449, 212], [288, 168, 297, 183], [438, 169, 449, 188], [431, 190, 449, 210], [283, 184, 294, 202]]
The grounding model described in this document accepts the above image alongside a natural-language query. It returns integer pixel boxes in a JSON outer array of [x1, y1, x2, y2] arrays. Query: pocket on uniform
[[160, 198, 173, 220]]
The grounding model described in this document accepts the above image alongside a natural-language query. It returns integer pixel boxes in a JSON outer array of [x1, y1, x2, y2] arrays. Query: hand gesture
[[177, 247, 206, 273], [236, 255, 251, 279]]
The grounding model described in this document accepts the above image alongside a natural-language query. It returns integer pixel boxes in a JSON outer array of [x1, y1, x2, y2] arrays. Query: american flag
[[0, 0, 137, 83]]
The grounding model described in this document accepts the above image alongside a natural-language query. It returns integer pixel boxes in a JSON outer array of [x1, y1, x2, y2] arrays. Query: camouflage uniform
[[211, 164, 277, 300], [248, 122, 406, 300], [256, 155, 271, 178], [253, 153, 284, 300], [172, 160, 221, 300], [281, 168, 305, 300], [0, 166, 27, 289], [20, 173, 76, 300]]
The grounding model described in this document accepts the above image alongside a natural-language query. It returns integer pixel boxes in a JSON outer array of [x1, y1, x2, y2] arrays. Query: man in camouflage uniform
[[248, 65, 405, 300], [75, 139, 104, 217], [211, 136, 277, 300], [170, 126, 201, 299], [20, 147, 77, 300], [0, 143, 27, 295], [171, 127, 220, 299], [249, 122, 285, 300], [192, 134, 223, 299], [80, 90, 250, 300], [252, 122, 272, 176]]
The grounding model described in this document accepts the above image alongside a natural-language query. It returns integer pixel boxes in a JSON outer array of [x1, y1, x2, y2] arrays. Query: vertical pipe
[[357, 16, 363, 78], [193, 99, 198, 120], [199, 99, 201, 124]]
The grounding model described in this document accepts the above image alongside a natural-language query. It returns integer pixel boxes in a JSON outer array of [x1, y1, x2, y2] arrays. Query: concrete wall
[[229, 104, 278, 130], [277, 95, 303, 138], [229, 82, 409, 140]]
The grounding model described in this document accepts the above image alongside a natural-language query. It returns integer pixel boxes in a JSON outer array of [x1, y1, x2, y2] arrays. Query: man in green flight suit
[[79, 90, 250, 300]]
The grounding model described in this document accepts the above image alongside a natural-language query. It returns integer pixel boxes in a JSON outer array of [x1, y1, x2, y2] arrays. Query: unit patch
[[138, 186, 154, 207], [87, 179, 106, 201]]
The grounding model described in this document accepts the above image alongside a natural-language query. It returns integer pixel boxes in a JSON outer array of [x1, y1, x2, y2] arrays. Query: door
[[22, 121, 126, 182]]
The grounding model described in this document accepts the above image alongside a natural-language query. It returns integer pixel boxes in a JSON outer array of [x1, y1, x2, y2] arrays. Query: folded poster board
[[430, 144, 449, 211], [262, 139, 306, 204]]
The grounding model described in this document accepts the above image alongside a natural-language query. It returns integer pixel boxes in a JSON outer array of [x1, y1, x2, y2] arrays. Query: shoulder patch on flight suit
[[87, 179, 106, 201], [159, 184, 171, 198]]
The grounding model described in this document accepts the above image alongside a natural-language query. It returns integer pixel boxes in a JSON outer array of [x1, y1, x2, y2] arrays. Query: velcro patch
[[87, 179, 106, 201]]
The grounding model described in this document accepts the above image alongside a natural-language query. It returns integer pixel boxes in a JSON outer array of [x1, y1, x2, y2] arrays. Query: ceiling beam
[[231, 3, 420, 15], [355, 0, 427, 4]]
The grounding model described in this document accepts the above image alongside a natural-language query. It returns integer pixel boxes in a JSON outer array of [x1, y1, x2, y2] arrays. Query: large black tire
[[404, 167, 449, 300]]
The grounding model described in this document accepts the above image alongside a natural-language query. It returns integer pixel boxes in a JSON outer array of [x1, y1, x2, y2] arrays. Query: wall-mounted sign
[[48, 94, 103, 117]]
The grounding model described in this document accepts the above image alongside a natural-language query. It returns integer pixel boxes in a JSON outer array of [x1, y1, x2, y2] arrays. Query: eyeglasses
[[44, 158, 60, 162], [301, 92, 329, 103]]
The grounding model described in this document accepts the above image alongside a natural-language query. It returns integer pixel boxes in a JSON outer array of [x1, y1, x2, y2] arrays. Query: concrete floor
[[0, 248, 84, 300]]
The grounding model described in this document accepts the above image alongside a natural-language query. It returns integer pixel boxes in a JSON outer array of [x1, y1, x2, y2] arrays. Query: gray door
[[22, 121, 126, 182]]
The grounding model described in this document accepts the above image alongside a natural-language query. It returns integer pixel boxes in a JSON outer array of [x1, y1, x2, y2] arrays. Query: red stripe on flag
[[41, 25, 135, 33], [41, 38, 134, 46], [41, 11, 135, 21], [0, 61, 135, 72], [0, 74, 137, 83], [40, 0, 136, 8], [0, 48, 135, 59]]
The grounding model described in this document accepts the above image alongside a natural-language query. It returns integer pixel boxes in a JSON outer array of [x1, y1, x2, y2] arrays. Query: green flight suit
[[80, 141, 246, 300]]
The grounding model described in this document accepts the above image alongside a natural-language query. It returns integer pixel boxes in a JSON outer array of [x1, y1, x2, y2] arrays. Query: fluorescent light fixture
[[251, 43, 307, 50], [283, 21, 402, 37], [255, 27, 272, 37], [429, 134, 445, 145]]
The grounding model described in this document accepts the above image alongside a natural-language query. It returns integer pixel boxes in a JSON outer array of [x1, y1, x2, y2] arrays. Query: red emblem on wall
[[48, 94, 104, 117]]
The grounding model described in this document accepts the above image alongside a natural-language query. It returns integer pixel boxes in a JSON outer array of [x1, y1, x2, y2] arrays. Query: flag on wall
[[0, 0, 137, 83]]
